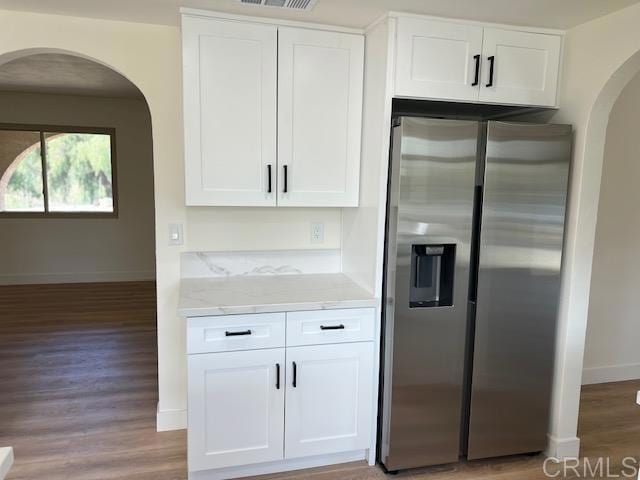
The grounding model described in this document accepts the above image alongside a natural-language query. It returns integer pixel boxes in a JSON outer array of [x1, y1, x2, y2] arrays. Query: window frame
[[0, 123, 118, 218]]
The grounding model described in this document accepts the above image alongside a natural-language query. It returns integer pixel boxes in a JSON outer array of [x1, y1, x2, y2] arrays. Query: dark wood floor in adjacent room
[[0, 281, 638, 479], [0, 281, 185, 480]]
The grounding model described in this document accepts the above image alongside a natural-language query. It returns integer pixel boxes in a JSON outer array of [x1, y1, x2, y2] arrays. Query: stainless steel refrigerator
[[379, 117, 571, 471]]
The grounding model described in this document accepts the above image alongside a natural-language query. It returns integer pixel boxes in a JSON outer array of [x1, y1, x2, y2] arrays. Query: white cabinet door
[[277, 27, 364, 207], [395, 17, 484, 102], [188, 349, 285, 471], [284, 342, 374, 458], [479, 28, 562, 107], [182, 16, 277, 206]]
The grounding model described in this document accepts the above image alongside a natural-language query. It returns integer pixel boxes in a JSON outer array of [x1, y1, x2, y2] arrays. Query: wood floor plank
[[0, 281, 637, 479], [0, 282, 186, 480]]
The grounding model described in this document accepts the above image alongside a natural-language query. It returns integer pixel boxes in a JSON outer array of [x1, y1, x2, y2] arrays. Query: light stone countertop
[[178, 273, 377, 317], [0, 447, 13, 480]]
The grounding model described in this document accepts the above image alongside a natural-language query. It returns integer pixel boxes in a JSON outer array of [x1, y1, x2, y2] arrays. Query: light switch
[[168, 223, 184, 246]]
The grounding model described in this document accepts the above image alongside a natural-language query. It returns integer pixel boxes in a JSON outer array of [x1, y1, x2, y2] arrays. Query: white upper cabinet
[[182, 17, 278, 206], [277, 27, 364, 207], [393, 15, 563, 107], [479, 28, 562, 107], [182, 14, 364, 207], [395, 17, 484, 102]]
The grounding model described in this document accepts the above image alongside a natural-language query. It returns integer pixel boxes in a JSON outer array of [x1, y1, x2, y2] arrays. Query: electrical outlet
[[168, 223, 184, 246], [310, 222, 324, 244]]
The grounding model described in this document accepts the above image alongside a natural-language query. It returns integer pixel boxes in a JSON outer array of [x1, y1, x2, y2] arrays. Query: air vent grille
[[236, 0, 318, 11]]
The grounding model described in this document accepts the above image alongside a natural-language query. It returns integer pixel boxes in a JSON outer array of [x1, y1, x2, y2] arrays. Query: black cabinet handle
[[486, 56, 495, 88], [292, 361, 297, 388], [283, 165, 288, 193], [471, 54, 480, 86], [225, 330, 251, 337], [320, 324, 345, 330], [267, 164, 272, 193], [276, 363, 280, 390]]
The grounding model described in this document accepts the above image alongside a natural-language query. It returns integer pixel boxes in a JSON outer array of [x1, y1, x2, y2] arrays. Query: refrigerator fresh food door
[[381, 117, 478, 470], [467, 121, 571, 460]]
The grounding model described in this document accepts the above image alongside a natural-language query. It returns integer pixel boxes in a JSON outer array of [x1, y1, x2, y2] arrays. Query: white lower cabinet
[[188, 348, 285, 472], [187, 308, 376, 478], [284, 343, 374, 459]]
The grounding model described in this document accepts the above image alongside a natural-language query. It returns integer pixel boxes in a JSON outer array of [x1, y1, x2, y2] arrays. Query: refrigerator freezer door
[[468, 122, 571, 460], [380, 117, 478, 470]]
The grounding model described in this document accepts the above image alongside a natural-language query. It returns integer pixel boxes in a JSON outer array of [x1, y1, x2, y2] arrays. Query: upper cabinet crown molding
[[385, 11, 565, 36], [388, 13, 564, 108], [181, 8, 364, 34], [182, 12, 364, 207]]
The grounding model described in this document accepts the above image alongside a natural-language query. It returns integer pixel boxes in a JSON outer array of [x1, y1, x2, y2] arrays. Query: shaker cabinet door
[[284, 343, 374, 458], [394, 17, 484, 102], [479, 28, 561, 107], [188, 349, 285, 471], [182, 17, 277, 206], [277, 27, 364, 207]]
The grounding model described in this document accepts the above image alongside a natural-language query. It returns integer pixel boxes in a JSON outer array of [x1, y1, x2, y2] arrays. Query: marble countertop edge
[[0, 447, 14, 480], [177, 273, 378, 318], [178, 297, 378, 317]]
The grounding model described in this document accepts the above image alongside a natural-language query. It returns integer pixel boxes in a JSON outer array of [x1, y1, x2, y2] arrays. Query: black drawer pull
[[292, 361, 297, 388], [283, 165, 288, 193], [225, 330, 252, 337], [276, 363, 281, 390], [320, 324, 345, 331]]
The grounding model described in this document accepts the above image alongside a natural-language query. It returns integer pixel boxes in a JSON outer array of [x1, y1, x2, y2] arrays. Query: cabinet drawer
[[286, 308, 375, 347], [187, 313, 285, 354]]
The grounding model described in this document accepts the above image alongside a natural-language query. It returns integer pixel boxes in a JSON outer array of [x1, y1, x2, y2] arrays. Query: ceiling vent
[[235, 0, 318, 11]]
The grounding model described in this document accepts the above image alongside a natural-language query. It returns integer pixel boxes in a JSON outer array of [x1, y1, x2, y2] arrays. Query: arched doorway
[[548, 34, 640, 458], [0, 51, 185, 478]]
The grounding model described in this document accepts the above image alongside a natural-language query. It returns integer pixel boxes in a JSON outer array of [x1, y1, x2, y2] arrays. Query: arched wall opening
[[0, 50, 156, 284], [548, 16, 640, 456], [582, 71, 640, 385], [0, 11, 187, 435]]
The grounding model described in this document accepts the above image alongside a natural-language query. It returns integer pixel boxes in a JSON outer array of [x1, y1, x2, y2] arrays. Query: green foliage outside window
[[0, 130, 114, 213]]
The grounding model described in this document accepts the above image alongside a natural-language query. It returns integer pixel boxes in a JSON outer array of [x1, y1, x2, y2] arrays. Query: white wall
[[186, 207, 342, 252], [581, 73, 640, 385], [342, 17, 393, 297], [0, 9, 343, 431], [0, 91, 156, 284], [546, 2, 640, 458]]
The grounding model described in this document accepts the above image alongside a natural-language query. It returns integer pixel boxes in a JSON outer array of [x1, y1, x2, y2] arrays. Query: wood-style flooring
[[0, 281, 638, 479], [0, 282, 185, 480]]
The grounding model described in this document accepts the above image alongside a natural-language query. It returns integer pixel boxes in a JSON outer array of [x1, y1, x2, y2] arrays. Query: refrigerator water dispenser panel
[[410, 244, 455, 308]]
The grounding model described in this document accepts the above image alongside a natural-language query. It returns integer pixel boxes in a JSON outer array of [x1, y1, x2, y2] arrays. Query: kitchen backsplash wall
[[181, 249, 342, 278], [185, 207, 342, 252]]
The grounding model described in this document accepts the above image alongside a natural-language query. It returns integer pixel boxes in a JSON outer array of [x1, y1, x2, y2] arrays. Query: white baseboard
[[156, 406, 187, 432], [582, 363, 640, 385], [546, 434, 580, 460], [189, 450, 367, 480], [0, 270, 155, 285]]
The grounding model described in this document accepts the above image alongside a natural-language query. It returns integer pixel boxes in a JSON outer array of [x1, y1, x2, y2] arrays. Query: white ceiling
[[0, 53, 142, 98], [0, 0, 638, 29]]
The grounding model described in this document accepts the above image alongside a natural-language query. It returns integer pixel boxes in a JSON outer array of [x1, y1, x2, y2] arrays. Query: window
[[0, 126, 116, 215]]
